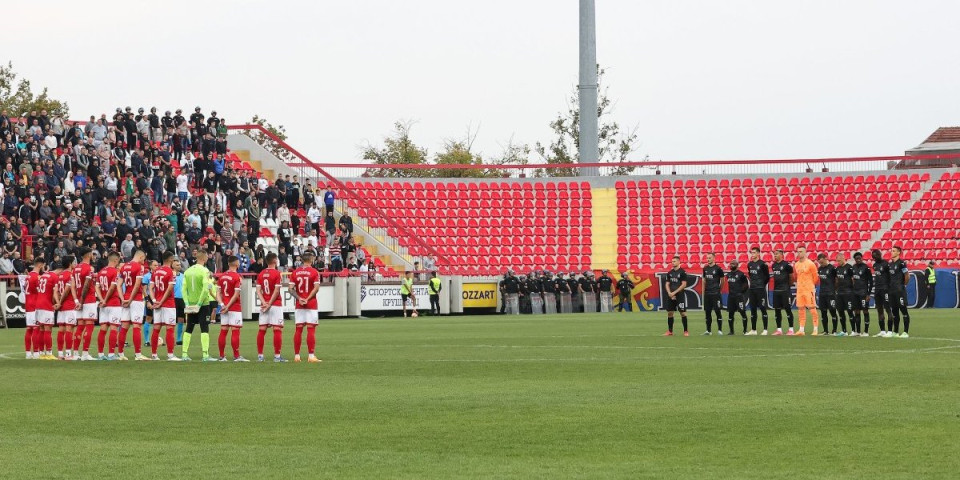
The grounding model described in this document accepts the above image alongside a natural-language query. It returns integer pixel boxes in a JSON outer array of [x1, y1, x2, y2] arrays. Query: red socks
[[294, 325, 303, 355], [117, 326, 128, 354], [83, 324, 93, 352], [57, 330, 65, 353], [151, 328, 160, 355], [272, 329, 283, 355], [218, 328, 228, 358], [231, 329, 241, 358], [165, 328, 175, 355], [97, 327, 108, 354], [33, 328, 42, 353], [43, 330, 52, 353], [256, 329, 266, 355], [24, 326, 34, 352], [132, 326, 142, 354], [108, 329, 118, 354], [306, 326, 316, 355]]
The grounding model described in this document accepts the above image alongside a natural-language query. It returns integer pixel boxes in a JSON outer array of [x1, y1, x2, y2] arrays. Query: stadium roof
[[906, 126, 960, 155]]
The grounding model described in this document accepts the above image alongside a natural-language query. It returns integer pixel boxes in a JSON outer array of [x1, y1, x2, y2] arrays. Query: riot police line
[[497, 270, 628, 314]]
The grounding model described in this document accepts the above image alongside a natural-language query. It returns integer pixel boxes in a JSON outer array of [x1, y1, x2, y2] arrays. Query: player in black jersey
[[835, 253, 854, 336], [770, 249, 794, 335], [870, 250, 892, 336], [885, 246, 911, 338], [816, 254, 838, 336], [726, 260, 749, 335], [746, 247, 770, 335], [701, 253, 725, 335], [850, 252, 873, 336], [615, 273, 634, 312], [663, 256, 689, 336]]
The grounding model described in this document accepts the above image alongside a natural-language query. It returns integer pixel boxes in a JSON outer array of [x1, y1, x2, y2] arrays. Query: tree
[[361, 121, 429, 178], [535, 65, 640, 177], [241, 115, 297, 163], [491, 135, 535, 178], [0, 62, 69, 118]]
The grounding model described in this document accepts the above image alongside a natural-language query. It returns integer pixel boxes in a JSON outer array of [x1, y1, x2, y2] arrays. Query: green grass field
[[1, 310, 958, 479]]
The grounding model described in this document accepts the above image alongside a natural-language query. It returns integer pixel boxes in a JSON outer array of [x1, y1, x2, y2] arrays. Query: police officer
[[502, 270, 521, 315], [924, 260, 937, 308], [616, 273, 634, 312], [597, 270, 614, 312], [542, 271, 557, 315], [556, 273, 571, 313], [525, 272, 542, 314], [567, 272, 582, 312], [428, 272, 442, 315]]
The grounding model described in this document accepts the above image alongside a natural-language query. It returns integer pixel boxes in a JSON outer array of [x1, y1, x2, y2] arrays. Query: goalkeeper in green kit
[[181, 250, 218, 362]]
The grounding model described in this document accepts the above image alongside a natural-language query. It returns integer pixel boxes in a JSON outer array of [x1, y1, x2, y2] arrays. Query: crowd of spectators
[[0, 106, 372, 278]]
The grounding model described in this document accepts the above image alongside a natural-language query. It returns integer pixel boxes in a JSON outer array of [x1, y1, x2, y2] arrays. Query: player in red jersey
[[149, 251, 180, 361], [216, 255, 248, 362], [72, 248, 98, 361], [34, 262, 59, 360], [95, 252, 123, 360], [23, 258, 45, 359], [255, 252, 286, 362], [54, 256, 78, 360], [290, 250, 322, 363], [118, 250, 148, 360]]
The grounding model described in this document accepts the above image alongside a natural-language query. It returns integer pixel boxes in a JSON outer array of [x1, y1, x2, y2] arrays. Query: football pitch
[[1, 311, 958, 479]]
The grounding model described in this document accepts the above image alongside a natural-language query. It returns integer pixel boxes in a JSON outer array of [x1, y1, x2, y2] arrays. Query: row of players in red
[[22, 250, 324, 363]]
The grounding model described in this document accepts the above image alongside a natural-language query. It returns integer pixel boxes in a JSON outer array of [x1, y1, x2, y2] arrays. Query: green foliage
[[0, 62, 69, 118], [241, 114, 297, 163], [535, 65, 639, 177], [361, 121, 429, 178]]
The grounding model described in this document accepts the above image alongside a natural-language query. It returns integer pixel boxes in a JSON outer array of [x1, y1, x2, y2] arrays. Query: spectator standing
[[323, 186, 335, 214]]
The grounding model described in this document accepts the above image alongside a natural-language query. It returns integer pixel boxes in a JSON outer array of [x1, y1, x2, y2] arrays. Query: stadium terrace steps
[[590, 187, 619, 271], [859, 172, 942, 253], [872, 170, 960, 261]]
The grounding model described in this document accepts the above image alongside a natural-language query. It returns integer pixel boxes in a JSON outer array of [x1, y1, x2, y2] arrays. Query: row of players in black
[[661, 247, 912, 337]]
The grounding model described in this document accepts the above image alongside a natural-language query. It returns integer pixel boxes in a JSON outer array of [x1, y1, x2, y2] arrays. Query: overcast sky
[[7, 0, 959, 166]]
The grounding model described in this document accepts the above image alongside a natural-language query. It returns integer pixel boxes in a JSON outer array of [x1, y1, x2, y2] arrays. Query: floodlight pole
[[578, 0, 600, 177]]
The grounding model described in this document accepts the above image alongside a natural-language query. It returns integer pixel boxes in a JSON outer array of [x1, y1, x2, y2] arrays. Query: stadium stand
[[876, 171, 960, 261]]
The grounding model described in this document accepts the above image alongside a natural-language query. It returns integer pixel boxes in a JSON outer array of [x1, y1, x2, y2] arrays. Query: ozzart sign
[[462, 283, 498, 308]]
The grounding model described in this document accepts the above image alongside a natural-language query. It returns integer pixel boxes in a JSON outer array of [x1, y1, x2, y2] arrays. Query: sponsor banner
[[360, 284, 432, 311], [462, 283, 498, 308]]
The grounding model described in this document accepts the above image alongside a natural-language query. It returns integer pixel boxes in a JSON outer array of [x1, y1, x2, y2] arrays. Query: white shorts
[[58, 310, 77, 326], [36, 310, 55, 326], [294, 309, 318, 325], [25, 311, 36, 327], [121, 301, 146, 324], [100, 307, 122, 325], [153, 307, 177, 326], [258, 306, 284, 327], [79, 303, 98, 321], [221, 311, 243, 328]]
